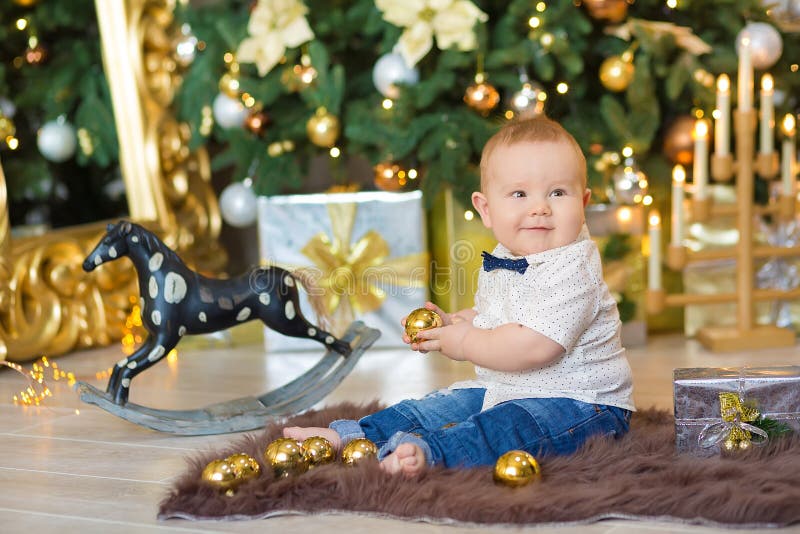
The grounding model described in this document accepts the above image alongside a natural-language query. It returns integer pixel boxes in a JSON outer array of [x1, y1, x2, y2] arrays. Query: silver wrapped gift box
[[674, 366, 800, 456], [258, 190, 429, 351]]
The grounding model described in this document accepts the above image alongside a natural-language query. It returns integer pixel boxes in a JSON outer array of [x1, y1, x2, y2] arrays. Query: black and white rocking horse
[[75, 221, 380, 435]]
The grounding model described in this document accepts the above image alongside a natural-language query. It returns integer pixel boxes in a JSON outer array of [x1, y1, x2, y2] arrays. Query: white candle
[[671, 164, 685, 246], [715, 74, 730, 156], [782, 114, 796, 196], [648, 211, 662, 291], [760, 74, 774, 156], [693, 119, 709, 199], [738, 36, 753, 112]]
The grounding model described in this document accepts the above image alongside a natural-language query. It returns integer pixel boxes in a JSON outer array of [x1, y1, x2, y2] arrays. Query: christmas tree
[[2, 0, 799, 226]]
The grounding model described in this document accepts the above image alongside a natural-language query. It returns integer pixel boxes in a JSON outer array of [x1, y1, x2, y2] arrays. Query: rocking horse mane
[[289, 266, 331, 332], [126, 223, 186, 269]]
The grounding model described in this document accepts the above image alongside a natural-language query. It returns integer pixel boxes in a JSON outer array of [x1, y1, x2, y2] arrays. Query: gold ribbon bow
[[698, 392, 768, 449], [301, 202, 428, 335]]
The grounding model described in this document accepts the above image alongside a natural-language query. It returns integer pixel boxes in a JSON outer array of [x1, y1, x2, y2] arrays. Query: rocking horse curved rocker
[[75, 221, 380, 435]]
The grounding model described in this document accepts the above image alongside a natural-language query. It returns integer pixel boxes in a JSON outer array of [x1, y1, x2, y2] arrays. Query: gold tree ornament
[[464, 73, 500, 115], [244, 110, 271, 136], [662, 115, 696, 165], [341, 438, 378, 466], [373, 161, 407, 192], [225, 453, 262, 481], [404, 307, 443, 343], [306, 107, 340, 147], [493, 450, 541, 487], [302, 436, 335, 468], [218, 72, 241, 98], [599, 52, 634, 92], [582, 0, 629, 23], [201, 459, 239, 495], [264, 437, 308, 478]]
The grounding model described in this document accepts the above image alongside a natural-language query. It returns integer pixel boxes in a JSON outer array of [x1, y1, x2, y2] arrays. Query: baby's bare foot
[[380, 442, 426, 477], [282, 426, 341, 449]]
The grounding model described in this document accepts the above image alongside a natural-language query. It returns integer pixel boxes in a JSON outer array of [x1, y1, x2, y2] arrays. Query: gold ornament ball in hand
[[493, 450, 541, 487], [264, 438, 308, 478], [302, 436, 335, 468], [599, 55, 634, 92], [341, 438, 378, 466], [225, 453, 262, 481], [405, 308, 443, 343], [306, 108, 340, 147], [201, 459, 239, 494]]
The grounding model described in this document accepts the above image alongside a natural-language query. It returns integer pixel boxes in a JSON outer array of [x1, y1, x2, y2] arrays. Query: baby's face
[[472, 141, 589, 257]]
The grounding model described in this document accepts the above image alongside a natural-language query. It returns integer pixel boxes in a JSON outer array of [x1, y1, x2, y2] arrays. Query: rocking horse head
[[83, 221, 135, 272]]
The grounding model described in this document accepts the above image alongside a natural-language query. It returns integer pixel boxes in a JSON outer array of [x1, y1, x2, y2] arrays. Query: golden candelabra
[[647, 109, 799, 352]]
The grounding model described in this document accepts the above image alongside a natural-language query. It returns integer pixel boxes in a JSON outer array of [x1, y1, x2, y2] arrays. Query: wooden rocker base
[[696, 325, 796, 352], [74, 321, 381, 435]]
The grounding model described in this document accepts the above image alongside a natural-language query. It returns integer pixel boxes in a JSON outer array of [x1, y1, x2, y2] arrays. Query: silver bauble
[[372, 52, 419, 99], [736, 22, 783, 70], [219, 181, 257, 227], [37, 117, 77, 162], [611, 156, 648, 205], [212, 93, 248, 129]]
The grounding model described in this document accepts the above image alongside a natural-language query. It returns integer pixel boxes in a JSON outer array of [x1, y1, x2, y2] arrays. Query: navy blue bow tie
[[481, 251, 529, 274]]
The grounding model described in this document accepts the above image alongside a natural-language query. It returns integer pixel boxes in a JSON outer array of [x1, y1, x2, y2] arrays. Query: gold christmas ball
[[0, 116, 16, 139], [341, 438, 378, 466], [662, 115, 696, 166], [306, 108, 340, 148], [405, 307, 443, 343], [464, 81, 500, 115], [218, 72, 241, 98], [737, 439, 752, 451], [583, 0, 629, 23], [722, 438, 739, 453], [225, 453, 261, 481], [493, 450, 541, 487], [264, 437, 308, 478], [302, 436, 336, 468], [201, 459, 239, 491], [373, 161, 406, 192], [244, 110, 271, 136], [599, 55, 634, 92]]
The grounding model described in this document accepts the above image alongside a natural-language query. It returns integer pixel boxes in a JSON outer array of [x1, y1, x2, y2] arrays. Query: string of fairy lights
[[2, 296, 177, 410]]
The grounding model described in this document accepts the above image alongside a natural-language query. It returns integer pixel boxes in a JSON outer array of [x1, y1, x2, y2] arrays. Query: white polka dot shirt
[[451, 225, 636, 412]]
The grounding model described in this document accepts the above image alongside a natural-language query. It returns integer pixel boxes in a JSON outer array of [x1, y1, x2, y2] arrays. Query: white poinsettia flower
[[376, 0, 488, 67], [236, 0, 314, 77]]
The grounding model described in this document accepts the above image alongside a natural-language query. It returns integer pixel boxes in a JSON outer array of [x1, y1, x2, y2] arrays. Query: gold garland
[[300, 202, 428, 334]]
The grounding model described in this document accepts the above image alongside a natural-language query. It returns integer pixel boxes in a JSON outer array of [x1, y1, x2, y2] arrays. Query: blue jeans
[[330, 388, 631, 468]]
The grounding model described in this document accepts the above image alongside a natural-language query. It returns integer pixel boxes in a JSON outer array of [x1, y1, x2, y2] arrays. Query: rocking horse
[[75, 221, 380, 434]]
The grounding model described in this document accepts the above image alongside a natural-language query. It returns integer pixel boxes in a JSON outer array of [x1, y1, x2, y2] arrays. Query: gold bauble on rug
[[493, 450, 541, 487], [662, 115, 696, 165], [264, 438, 308, 478], [404, 308, 443, 343], [201, 459, 239, 495], [306, 107, 340, 147], [225, 453, 262, 481], [599, 54, 634, 92], [341, 438, 378, 466], [302, 436, 336, 468]]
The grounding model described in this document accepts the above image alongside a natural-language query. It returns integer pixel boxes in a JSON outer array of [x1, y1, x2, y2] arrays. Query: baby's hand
[[414, 321, 472, 361], [401, 301, 450, 353]]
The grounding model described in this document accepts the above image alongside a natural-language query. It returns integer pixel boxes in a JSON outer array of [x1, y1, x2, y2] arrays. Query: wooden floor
[[1, 324, 799, 533]]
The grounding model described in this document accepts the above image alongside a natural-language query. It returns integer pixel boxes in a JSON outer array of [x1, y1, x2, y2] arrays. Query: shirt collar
[[491, 224, 591, 264]]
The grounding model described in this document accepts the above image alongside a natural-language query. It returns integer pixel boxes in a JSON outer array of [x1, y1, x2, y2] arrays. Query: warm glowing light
[[329, 147, 341, 158], [464, 210, 475, 221], [761, 74, 774, 92], [504, 110, 514, 120], [242, 94, 255, 107], [16, 18, 28, 30], [792, 64, 799, 73], [649, 212, 661, 227], [673, 164, 686, 183], [666, 0, 677, 8], [540, 33, 554, 47], [617, 206, 633, 224], [536, 2, 546, 11], [621, 146, 633, 158], [556, 82, 568, 94], [382, 98, 393, 110], [712, 109, 721, 120], [7, 137, 19, 150], [717, 73, 730, 93], [782, 114, 796, 136], [642, 195, 653, 206], [528, 16, 541, 28], [693, 119, 709, 139]]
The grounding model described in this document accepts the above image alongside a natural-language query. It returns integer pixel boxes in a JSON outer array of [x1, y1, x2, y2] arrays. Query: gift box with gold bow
[[257, 191, 429, 350], [674, 366, 800, 456]]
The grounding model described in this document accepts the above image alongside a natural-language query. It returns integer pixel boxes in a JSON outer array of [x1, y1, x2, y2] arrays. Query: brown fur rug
[[159, 403, 800, 527]]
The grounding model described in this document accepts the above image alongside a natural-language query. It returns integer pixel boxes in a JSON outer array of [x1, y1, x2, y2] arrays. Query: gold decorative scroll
[[0, 0, 225, 363]]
